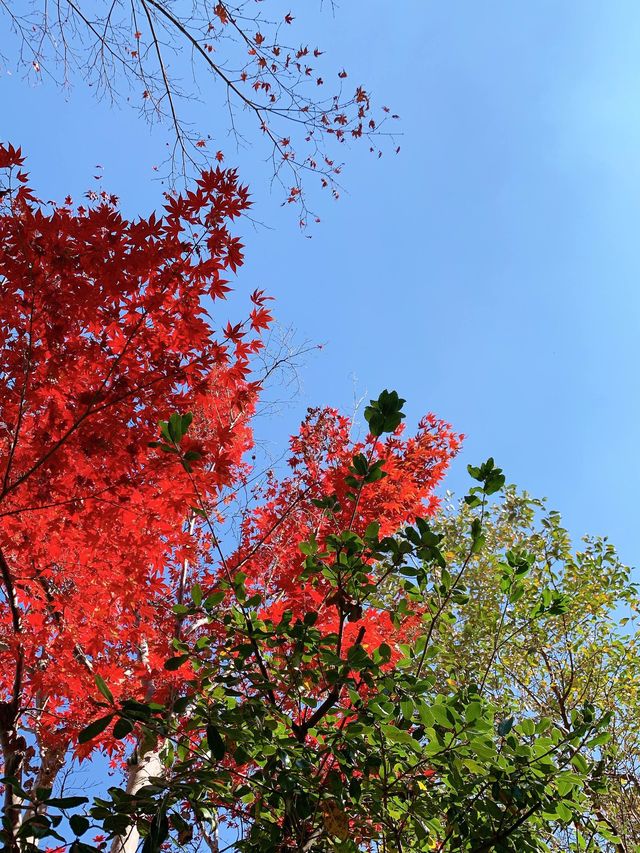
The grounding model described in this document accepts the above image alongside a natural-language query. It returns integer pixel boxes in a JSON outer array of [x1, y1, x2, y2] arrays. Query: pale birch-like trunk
[[0, 715, 26, 852], [110, 516, 198, 853], [109, 743, 165, 853], [15, 740, 66, 851], [110, 630, 165, 853], [22, 740, 66, 822]]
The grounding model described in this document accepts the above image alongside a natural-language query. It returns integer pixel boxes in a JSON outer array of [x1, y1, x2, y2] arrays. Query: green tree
[[425, 486, 640, 851]]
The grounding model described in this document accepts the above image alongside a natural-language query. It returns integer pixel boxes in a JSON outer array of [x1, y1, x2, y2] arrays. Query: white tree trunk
[[109, 743, 165, 853], [111, 517, 196, 853]]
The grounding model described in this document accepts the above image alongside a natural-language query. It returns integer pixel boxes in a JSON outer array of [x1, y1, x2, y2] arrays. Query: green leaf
[[377, 643, 392, 663], [168, 412, 183, 442], [484, 472, 505, 495], [1, 776, 29, 799], [206, 724, 226, 761], [45, 796, 89, 809], [381, 725, 421, 751], [142, 808, 169, 853], [347, 644, 370, 671], [465, 701, 483, 723], [470, 518, 485, 554], [364, 521, 380, 540], [400, 700, 414, 721], [430, 703, 454, 729], [191, 583, 203, 607], [586, 732, 611, 748], [94, 673, 114, 705], [518, 718, 536, 736], [204, 590, 225, 609], [17, 815, 55, 840], [470, 737, 496, 760], [78, 715, 114, 744], [172, 695, 191, 715], [498, 716, 515, 737], [164, 654, 190, 670], [69, 815, 90, 837], [464, 493, 482, 508], [113, 717, 135, 740]]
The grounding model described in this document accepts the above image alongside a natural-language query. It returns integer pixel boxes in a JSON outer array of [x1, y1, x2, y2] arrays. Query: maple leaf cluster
[[0, 145, 262, 759]]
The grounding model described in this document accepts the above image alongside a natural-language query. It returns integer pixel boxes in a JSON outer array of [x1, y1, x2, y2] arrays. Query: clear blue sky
[[3, 1, 640, 568]]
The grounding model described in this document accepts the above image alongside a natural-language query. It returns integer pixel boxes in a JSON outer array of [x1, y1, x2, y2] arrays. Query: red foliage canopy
[[0, 146, 460, 805], [235, 407, 461, 650], [0, 143, 262, 761]]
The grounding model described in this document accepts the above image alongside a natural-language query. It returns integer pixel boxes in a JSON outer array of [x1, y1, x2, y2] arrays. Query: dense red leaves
[[231, 407, 462, 650], [0, 146, 261, 756]]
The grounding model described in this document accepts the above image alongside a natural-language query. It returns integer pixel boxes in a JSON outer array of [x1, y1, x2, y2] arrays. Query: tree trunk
[[23, 742, 66, 821], [0, 706, 27, 853], [109, 742, 165, 853], [111, 517, 196, 853]]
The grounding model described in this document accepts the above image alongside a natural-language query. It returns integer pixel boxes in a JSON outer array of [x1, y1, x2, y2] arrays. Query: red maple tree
[[0, 142, 263, 802], [0, 145, 460, 849], [234, 406, 461, 645]]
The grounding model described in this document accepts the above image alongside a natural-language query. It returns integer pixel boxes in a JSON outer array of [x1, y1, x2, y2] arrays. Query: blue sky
[[3, 0, 640, 568]]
